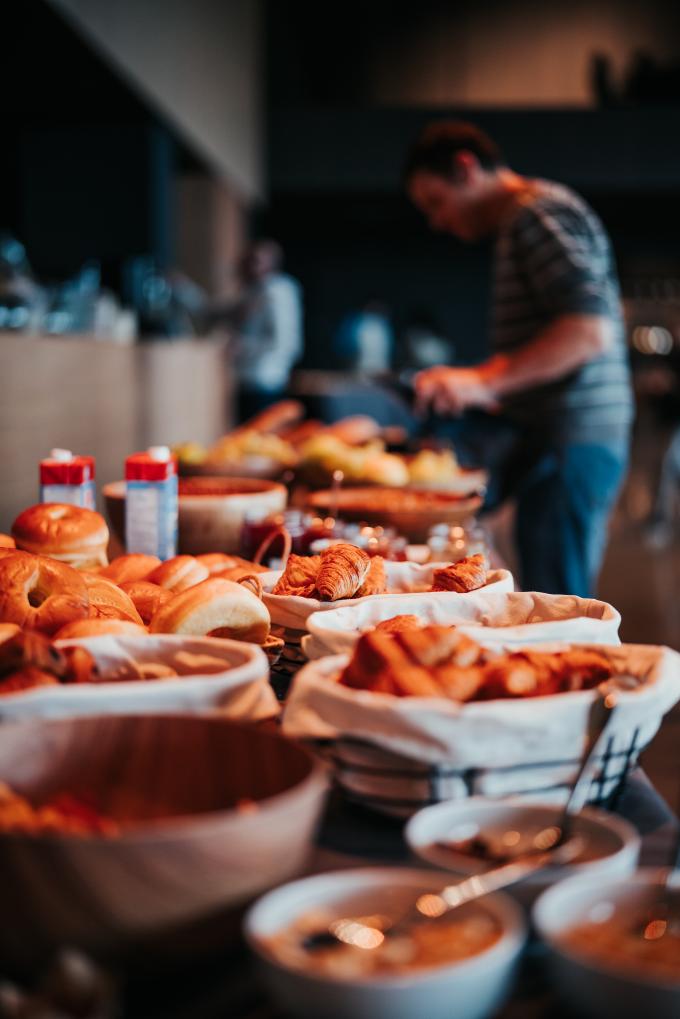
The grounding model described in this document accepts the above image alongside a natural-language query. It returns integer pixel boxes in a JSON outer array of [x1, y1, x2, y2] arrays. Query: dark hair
[[403, 121, 505, 183]]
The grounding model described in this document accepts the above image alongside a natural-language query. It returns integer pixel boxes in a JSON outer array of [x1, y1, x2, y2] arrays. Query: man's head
[[240, 239, 283, 283], [404, 121, 507, 242]]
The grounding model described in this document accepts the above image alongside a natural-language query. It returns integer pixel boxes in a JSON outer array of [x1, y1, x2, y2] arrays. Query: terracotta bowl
[[306, 487, 483, 543], [103, 477, 287, 555], [0, 714, 327, 971]]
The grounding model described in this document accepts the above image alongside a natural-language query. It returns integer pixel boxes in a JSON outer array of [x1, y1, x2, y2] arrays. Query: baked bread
[[431, 554, 487, 593], [145, 556, 210, 593], [356, 556, 387, 597], [316, 544, 370, 601], [119, 580, 173, 625], [0, 534, 15, 549], [100, 554, 161, 586], [0, 667, 60, 695], [149, 577, 271, 644], [12, 504, 109, 570], [54, 619, 148, 641], [82, 573, 144, 625], [373, 615, 422, 634], [0, 553, 89, 635], [272, 555, 321, 597]]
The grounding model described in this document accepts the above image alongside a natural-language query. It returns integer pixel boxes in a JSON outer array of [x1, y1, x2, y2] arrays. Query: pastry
[[272, 555, 321, 597], [0, 534, 15, 549], [316, 544, 370, 601], [100, 554, 161, 585], [119, 580, 173, 625], [149, 578, 271, 644], [373, 615, 422, 634], [431, 554, 487, 593], [0, 553, 89, 635], [82, 573, 144, 625], [11, 504, 109, 570], [356, 556, 387, 597], [54, 619, 148, 640], [0, 667, 60, 695], [145, 555, 210, 592], [0, 629, 69, 678]]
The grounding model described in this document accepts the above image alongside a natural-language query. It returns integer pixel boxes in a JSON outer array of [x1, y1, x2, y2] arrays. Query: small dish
[[405, 797, 640, 905], [533, 868, 680, 1019], [244, 866, 525, 1019]]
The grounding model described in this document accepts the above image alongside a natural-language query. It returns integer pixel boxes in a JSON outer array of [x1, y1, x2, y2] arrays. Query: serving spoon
[[305, 687, 617, 953], [436, 684, 619, 863]]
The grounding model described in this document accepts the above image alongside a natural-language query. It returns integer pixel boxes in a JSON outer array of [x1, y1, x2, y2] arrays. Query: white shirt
[[235, 273, 303, 391]]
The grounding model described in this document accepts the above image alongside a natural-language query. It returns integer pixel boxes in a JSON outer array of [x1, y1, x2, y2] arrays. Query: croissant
[[272, 555, 321, 597], [431, 554, 487, 593], [316, 544, 370, 601], [356, 556, 387, 597], [373, 615, 422, 634]]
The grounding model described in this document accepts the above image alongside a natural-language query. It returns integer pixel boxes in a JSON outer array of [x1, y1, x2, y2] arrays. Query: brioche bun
[[149, 577, 270, 644], [119, 581, 172, 625], [100, 554, 161, 586], [145, 555, 210, 593], [54, 619, 147, 641], [82, 573, 144, 625]]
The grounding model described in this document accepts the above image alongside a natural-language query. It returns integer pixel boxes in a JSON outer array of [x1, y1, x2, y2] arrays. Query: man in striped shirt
[[405, 121, 633, 597]]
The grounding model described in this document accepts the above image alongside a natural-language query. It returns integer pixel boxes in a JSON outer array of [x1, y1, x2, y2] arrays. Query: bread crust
[[12, 504, 109, 568], [149, 577, 270, 644]]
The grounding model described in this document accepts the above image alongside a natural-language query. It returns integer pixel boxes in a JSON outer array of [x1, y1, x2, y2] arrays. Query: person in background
[[207, 240, 303, 422], [405, 121, 634, 597], [333, 298, 394, 374]]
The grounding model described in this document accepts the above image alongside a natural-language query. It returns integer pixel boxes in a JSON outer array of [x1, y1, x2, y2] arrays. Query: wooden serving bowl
[[306, 487, 484, 543], [103, 476, 287, 555], [0, 714, 327, 971]]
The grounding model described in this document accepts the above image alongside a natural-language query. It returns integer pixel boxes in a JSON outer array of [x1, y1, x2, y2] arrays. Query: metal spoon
[[437, 684, 618, 863], [304, 835, 584, 953]]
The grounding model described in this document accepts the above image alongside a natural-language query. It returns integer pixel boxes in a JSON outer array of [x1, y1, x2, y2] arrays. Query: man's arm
[[416, 313, 613, 416]]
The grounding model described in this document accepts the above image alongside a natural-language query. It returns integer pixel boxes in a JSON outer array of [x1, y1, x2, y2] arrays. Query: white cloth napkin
[[0, 634, 279, 722], [260, 562, 514, 632], [302, 590, 621, 659]]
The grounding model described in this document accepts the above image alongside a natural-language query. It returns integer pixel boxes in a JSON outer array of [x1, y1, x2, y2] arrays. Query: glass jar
[[427, 520, 488, 565]]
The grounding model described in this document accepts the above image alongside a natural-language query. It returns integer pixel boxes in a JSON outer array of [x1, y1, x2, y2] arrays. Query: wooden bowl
[[306, 487, 483, 543], [0, 714, 327, 970], [103, 477, 288, 555]]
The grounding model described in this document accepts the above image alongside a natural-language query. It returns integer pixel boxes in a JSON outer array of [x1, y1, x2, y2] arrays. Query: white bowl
[[405, 798, 640, 905], [244, 866, 526, 1019], [533, 868, 680, 1019]]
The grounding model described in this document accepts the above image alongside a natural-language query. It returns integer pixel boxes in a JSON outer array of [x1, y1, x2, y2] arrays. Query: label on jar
[[125, 476, 178, 559], [40, 482, 96, 510]]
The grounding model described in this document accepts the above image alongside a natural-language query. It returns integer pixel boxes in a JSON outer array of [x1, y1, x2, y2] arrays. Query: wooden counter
[[0, 333, 232, 530]]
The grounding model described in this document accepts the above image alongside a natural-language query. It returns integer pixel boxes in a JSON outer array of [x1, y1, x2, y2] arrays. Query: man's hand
[[414, 365, 501, 417]]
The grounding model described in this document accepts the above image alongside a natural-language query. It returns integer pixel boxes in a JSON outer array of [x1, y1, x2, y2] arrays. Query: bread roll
[[119, 581, 172, 625], [0, 534, 15, 549], [100, 554, 161, 585], [12, 504, 109, 570], [145, 556, 210, 592], [82, 573, 144, 625], [149, 578, 270, 644], [54, 619, 147, 641]]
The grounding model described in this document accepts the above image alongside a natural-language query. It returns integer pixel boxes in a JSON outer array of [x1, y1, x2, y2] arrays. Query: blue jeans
[[428, 412, 629, 597]]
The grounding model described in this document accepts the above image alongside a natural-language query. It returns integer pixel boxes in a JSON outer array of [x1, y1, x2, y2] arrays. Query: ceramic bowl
[[244, 866, 526, 1019]]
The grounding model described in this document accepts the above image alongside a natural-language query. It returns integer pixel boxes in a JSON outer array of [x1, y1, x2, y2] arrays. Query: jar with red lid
[[39, 449, 96, 509], [125, 446, 178, 560]]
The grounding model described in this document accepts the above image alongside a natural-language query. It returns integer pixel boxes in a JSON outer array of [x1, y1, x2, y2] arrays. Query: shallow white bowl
[[533, 868, 680, 1019], [244, 866, 526, 1019], [405, 797, 640, 905]]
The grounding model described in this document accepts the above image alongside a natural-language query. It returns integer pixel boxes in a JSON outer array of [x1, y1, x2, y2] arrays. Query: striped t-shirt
[[491, 181, 633, 443]]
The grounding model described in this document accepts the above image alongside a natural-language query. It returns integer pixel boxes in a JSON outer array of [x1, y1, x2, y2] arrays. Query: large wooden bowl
[[306, 487, 483, 543], [0, 714, 327, 970], [103, 477, 287, 555]]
